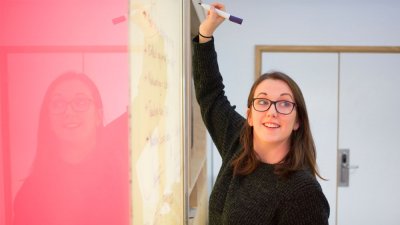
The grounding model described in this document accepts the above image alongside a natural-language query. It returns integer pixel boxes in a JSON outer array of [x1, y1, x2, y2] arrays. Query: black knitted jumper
[[192, 36, 330, 225]]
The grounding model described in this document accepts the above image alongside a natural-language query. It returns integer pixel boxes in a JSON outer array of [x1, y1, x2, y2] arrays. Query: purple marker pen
[[199, 3, 243, 25]]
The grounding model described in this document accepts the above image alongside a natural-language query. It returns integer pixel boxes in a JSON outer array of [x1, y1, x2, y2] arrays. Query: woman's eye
[[258, 99, 268, 105], [279, 101, 291, 107], [75, 99, 86, 106], [51, 100, 65, 108]]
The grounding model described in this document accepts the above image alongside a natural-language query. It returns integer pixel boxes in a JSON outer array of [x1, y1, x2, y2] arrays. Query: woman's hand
[[199, 2, 226, 43]]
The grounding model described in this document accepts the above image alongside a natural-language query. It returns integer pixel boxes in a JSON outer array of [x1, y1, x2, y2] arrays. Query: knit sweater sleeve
[[192, 36, 245, 160]]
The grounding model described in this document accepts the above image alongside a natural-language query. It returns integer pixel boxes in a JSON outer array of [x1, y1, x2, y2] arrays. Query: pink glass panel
[[0, 0, 130, 224]]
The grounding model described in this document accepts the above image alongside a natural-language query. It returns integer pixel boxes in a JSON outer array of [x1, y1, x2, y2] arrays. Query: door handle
[[338, 149, 359, 187]]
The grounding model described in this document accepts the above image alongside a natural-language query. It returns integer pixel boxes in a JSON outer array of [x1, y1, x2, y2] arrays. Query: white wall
[[205, 0, 400, 224], [214, 0, 400, 117]]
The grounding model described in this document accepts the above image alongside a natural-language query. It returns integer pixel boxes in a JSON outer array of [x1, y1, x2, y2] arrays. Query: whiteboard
[[129, 0, 187, 224]]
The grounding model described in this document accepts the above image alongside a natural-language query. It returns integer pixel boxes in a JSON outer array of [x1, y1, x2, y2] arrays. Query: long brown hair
[[232, 71, 323, 179]]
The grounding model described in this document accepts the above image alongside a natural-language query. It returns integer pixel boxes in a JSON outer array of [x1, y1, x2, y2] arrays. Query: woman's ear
[[247, 108, 253, 126]]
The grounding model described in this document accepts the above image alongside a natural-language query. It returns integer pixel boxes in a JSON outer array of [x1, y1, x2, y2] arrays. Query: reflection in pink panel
[[0, 0, 130, 225]]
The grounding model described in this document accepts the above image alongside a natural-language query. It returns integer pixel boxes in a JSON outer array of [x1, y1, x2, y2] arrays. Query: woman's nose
[[266, 103, 277, 117], [64, 102, 76, 115]]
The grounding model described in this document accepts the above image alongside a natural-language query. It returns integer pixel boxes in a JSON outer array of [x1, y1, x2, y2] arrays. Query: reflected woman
[[13, 72, 129, 225]]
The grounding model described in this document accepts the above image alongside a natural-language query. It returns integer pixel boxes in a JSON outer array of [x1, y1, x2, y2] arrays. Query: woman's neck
[[253, 139, 290, 164], [58, 138, 97, 164]]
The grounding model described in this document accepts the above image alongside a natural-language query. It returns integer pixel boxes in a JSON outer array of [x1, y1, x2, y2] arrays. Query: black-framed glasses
[[49, 96, 93, 115], [252, 98, 296, 115]]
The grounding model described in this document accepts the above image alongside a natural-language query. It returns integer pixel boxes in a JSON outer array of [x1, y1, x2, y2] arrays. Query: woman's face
[[48, 79, 101, 144], [247, 79, 299, 148]]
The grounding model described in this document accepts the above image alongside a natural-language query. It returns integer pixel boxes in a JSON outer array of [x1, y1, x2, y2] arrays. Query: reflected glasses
[[49, 97, 93, 115], [252, 98, 296, 115]]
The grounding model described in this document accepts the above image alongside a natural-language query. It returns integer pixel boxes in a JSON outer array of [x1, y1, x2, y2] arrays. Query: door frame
[[254, 45, 400, 225], [255, 45, 400, 79]]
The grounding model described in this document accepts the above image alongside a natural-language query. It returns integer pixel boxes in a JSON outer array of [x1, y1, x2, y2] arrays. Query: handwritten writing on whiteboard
[[145, 100, 166, 118], [131, 2, 175, 50], [146, 133, 171, 147], [144, 72, 168, 89], [144, 43, 176, 67], [140, 9, 175, 49], [130, 0, 183, 224]]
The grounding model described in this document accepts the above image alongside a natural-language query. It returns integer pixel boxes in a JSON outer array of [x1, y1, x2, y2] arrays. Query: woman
[[13, 72, 129, 225], [193, 3, 329, 225]]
